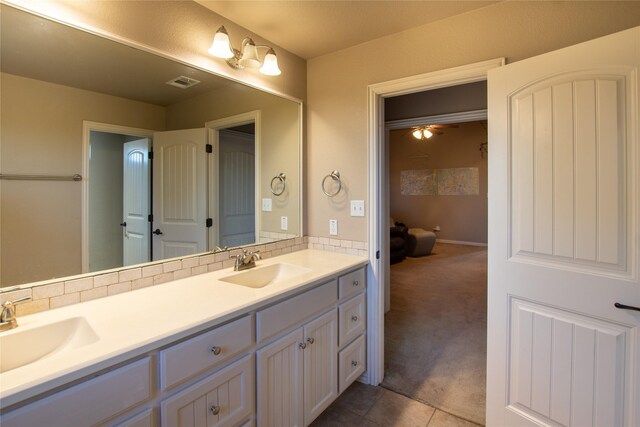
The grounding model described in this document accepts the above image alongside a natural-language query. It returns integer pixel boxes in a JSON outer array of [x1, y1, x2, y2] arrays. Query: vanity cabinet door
[[303, 309, 338, 426], [257, 328, 304, 427], [161, 355, 254, 427]]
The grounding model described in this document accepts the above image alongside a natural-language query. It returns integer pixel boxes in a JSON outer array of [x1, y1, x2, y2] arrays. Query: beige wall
[[165, 85, 301, 235], [12, 0, 307, 102], [0, 73, 166, 287], [307, 1, 640, 242], [389, 122, 488, 244]]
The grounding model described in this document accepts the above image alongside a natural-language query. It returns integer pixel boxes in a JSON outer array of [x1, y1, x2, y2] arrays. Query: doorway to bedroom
[[382, 82, 488, 425]]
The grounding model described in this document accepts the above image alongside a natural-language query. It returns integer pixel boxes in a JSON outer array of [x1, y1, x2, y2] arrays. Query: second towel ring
[[270, 173, 286, 196], [322, 170, 342, 197]]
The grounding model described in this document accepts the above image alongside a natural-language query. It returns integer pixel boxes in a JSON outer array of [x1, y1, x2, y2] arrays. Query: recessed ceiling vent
[[166, 76, 200, 89]]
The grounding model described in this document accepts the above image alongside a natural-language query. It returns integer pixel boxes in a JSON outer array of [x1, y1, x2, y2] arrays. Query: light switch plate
[[329, 219, 338, 236], [281, 216, 288, 230], [262, 198, 272, 212], [350, 200, 365, 217]]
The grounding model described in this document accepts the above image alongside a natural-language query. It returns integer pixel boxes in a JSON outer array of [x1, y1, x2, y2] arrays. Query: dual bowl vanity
[[0, 249, 368, 427]]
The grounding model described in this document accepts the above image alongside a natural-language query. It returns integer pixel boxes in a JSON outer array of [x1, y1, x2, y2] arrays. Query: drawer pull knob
[[307, 337, 315, 345], [210, 405, 221, 415], [299, 342, 307, 350], [353, 280, 359, 287], [211, 346, 222, 355], [351, 315, 359, 322], [351, 360, 358, 367]]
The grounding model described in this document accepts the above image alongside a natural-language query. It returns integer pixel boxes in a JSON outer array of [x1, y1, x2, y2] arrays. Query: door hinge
[[376, 250, 380, 260], [206, 144, 213, 154], [148, 150, 154, 160], [206, 218, 213, 228], [148, 214, 153, 222]]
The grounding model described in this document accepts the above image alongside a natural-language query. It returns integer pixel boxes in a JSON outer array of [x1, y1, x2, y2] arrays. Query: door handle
[[614, 302, 640, 312], [120, 222, 127, 227], [152, 228, 163, 235]]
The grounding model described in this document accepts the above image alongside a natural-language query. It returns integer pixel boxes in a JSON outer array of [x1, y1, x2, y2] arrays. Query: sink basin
[[0, 317, 99, 373], [220, 263, 312, 288]]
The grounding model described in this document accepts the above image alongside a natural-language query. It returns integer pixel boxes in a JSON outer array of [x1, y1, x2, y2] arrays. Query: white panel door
[[152, 129, 207, 260], [218, 129, 256, 248], [257, 328, 304, 427], [123, 138, 150, 266], [487, 27, 639, 426], [303, 309, 337, 426]]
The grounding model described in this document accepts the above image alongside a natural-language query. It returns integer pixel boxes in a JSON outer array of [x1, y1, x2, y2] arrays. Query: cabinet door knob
[[351, 315, 359, 322], [353, 280, 359, 287], [299, 342, 307, 350], [306, 337, 315, 345], [351, 360, 358, 367], [210, 405, 220, 415], [211, 346, 222, 355]]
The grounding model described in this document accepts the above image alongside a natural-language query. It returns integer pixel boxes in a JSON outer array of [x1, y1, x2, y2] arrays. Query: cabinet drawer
[[338, 268, 365, 300], [2, 358, 151, 427], [111, 408, 155, 427], [338, 293, 366, 346], [257, 280, 337, 343], [338, 335, 366, 394], [161, 355, 254, 427], [160, 315, 253, 391]]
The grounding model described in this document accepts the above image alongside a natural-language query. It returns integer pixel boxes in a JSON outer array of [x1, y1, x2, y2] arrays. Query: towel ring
[[270, 173, 286, 196], [322, 170, 342, 197]]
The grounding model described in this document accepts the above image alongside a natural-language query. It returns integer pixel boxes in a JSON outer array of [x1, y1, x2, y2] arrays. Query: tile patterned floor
[[310, 382, 482, 427]]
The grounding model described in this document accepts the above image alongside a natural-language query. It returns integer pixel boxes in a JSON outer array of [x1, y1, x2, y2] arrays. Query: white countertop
[[0, 249, 367, 408]]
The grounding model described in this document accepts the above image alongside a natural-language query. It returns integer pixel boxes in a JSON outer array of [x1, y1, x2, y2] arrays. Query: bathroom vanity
[[0, 250, 368, 427]]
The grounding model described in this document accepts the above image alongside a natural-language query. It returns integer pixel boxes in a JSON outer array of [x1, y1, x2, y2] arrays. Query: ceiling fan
[[410, 123, 459, 140]]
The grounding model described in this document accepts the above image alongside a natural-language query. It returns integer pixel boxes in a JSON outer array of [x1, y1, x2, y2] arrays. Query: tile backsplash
[[1, 236, 369, 316]]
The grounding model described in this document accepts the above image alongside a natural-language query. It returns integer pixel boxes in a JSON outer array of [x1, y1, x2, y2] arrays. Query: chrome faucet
[[0, 295, 31, 332], [231, 249, 261, 271]]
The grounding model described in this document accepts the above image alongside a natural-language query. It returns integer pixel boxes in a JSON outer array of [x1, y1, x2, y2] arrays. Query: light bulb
[[423, 129, 433, 139], [412, 129, 423, 139], [260, 48, 281, 76], [208, 26, 234, 59], [239, 39, 261, 68]]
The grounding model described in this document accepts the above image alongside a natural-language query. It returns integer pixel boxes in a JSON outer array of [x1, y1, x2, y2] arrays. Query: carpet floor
[[382, 243, 487, 425]]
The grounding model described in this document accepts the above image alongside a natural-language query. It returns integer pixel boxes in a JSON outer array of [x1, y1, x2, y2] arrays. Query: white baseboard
[[436, 239, 487, 247]]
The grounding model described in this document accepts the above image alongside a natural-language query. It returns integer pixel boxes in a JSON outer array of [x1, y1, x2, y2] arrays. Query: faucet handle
[[2, 295, 31, 307], [1, 295, 31, 325]]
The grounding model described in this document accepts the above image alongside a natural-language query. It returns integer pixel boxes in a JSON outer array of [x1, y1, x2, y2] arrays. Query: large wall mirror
[[0, 4, 302, 289]]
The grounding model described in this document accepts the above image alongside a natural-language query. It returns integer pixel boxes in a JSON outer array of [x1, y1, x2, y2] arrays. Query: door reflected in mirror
[[0, 4, 301, 288]]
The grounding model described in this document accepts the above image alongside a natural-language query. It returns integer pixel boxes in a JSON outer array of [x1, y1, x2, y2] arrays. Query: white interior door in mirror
[[152, 129, 207, 260], [122, 138, 150, 267], [487, 27, 639, 426], [218, 129, 256, 248]]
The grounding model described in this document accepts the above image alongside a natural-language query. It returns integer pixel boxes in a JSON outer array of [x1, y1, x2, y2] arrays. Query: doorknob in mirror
[[152, 229, 164, 236]]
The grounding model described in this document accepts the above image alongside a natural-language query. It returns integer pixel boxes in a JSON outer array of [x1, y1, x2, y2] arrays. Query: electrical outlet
[[280, 216, 288, 230], [262, 198, 272, 212], [329, 219, 338, 236], [350, 200, 365, 217]]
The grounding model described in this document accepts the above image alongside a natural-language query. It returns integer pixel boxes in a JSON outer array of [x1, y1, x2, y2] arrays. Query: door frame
[[205, 111, 262, 249], [81, 121, 154, 273], [365, 58, 504, 385]]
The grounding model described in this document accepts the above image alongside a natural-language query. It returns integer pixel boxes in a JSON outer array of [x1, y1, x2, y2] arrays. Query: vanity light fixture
[[208, 26, 282, 76]]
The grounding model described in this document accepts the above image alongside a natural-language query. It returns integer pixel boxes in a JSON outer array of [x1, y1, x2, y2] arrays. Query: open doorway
[[364, 58, 504, 426], [82, 122, 154, 273], [383, 99, 488, 423]]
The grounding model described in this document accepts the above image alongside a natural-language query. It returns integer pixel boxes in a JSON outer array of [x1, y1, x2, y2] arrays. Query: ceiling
[[195, 1, 498, 59], [1, 4, 233, 106]]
